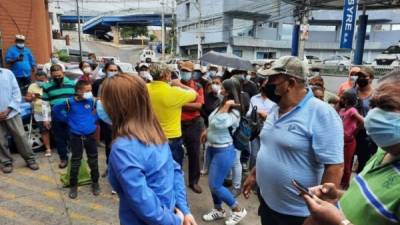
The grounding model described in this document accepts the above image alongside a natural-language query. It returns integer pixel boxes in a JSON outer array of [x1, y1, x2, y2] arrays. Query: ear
[[287, 77, 297, 88]]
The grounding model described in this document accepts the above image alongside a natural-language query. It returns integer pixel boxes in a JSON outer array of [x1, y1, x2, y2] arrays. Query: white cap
[[15, 34, 26, 41]]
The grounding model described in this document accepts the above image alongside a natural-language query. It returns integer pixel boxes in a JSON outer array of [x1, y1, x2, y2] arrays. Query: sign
[[340, 0, 358, 49]]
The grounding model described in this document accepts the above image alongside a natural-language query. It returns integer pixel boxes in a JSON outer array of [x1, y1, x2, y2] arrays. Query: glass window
[[308, 25, 336, 32], [186, 3, 190, 19], [256, 52, 276, 59], [233, 50, 243, 57], [281, 24, 294, 40], [373, 24, 391, 31], [392, 24, 400, 31]]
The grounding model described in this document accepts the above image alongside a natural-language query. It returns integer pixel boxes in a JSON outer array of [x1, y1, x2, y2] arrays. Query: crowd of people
[[0, 34, 399, 225]]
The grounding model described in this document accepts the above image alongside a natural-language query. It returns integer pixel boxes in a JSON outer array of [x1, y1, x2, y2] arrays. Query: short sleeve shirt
[[256, 89, 344, 217], [339, 107, 359, 141], [181, 80, 204, 121]]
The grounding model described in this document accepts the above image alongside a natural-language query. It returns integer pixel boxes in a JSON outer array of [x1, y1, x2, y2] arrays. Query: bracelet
[[340, 219, 352, 225]]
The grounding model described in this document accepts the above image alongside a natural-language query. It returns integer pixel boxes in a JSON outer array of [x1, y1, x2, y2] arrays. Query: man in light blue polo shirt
[[5, 34, 36, 88], [243, 56, 344, 225]]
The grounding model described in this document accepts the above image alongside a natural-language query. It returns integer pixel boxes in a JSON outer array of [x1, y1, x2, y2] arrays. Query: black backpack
[[229, 105, 263, 151]]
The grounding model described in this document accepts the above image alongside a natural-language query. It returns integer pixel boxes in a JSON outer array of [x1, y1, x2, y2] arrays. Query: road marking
[[70, 212, 109, 225], [0, 206, 44, 225], [15, 170, 58, 185]]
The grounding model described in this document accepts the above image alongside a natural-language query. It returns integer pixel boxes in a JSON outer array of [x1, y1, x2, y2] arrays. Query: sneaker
[[27, 162, 39, 171], [69, 186, 78, 199], [230, 187, 241, 198], [44, 149, 52, 157], [225, 208, 247, 225], [202, 209, 226, 222], [2, 164, 13, 174], [92, 182, 101, 196], [59, 160, 68, 169]]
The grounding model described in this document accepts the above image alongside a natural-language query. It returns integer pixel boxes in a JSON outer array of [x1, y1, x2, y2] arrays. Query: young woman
[[202, 78, 247, 225], [101, 74, 197, 225], [78, 61, 93, 83]]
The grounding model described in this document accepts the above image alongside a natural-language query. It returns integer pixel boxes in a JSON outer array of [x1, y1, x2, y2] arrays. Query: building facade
[[176, 0, 400, 63], [0, 0, 52, 66]]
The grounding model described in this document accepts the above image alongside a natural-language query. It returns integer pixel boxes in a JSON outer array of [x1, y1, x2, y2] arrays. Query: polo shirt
[[339, 149, 400, 225], [181, 80, 204, 122], [147, 81, 197, 139], [256, 89, 344, 217], [5, 45, 36, 78], [66, 97, 98, 136], [42, 77, 75, 121], [246, 94, 276, 117]]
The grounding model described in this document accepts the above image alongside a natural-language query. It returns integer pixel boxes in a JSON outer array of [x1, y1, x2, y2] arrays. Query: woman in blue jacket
[[101, 73, 197, 225]]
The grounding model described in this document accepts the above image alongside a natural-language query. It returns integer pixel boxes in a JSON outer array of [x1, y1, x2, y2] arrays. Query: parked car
[[139, 49, 158, 63], [323, 55, 351, 72], [372, 42, 400, 68], [304, 55, 322, 65]]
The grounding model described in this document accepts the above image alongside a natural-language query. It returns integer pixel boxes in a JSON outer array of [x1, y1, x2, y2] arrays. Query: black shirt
[[201, 92, 222, 126]]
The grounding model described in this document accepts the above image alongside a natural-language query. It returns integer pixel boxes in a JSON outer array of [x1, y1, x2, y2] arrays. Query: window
[[256, 52, 276, 59], [233, 50, 243, 57], [281, 24, 294, 40], [373, 24, 391, 31], [308, 25, 336, 32], [186, 3, 190, 19], [392, 24, 400, 31], [269, 22, 278, 28], [383, 45, 400, 54]]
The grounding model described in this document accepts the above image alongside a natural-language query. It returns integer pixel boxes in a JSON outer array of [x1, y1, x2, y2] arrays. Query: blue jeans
[[52, 121, 69, 161], [169, 137, 184, 166], [232, 149, 242, 189], [208, 145, 237, 209]]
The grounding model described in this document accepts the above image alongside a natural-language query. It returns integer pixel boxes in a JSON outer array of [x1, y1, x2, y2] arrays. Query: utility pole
[[76, 0, 83, 61], [161, 0, 165, 60], [193, 1, 202, 60], [298, 0, 310, 60], [171, 0, 176, 57]]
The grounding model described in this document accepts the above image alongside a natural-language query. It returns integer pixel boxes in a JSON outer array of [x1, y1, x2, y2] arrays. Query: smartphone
[[292, 179, 313, 197]]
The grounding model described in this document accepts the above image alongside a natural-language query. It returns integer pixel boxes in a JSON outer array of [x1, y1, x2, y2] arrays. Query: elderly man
[[243, 56, 344, 225], [0, 68, 39, 173], [5, 34, 36, 88]]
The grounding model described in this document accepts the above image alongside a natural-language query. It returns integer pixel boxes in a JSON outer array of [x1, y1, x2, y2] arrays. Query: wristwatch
[[340, 219, 352, 225]]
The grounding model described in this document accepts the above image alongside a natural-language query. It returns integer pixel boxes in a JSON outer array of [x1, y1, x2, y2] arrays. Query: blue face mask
[[364, 107, 400, 148], [96, 100, 112, 125], [180, 71, 192, 81], [36, 81, 46, 87]]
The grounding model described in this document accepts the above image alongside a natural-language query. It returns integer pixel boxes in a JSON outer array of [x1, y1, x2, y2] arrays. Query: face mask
[[180, 71, 192, 81], [208, 71, 217, 77], [96, 100, 112, 125], [36, 81, 45, 87], [350, 76, 358, 81], [263, 83, 282, 104], [83, 67, 92, 74], [83, 92, 93, 100], [53, 77, 63, 85], [107, 71, 118, 77], [193, 71, 202, 80], [246, 75, 252, 81], [211, 84, 221, 93], [51, 57, 59, 64], [356, 78, 369, 88], [16, 43, 25, 48], [364, 107, 400, 148]]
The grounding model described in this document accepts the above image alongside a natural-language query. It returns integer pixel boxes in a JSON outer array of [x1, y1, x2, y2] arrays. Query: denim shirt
[[207, 108, 240, 145]]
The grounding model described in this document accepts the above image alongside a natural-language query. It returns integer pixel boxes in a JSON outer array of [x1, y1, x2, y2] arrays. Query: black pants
[[355, 129, 377, 173], [69, 133, 99, 187], [181, 117, 203, 186], [258, 193, 306, 225], [99, 120, 112, 164]]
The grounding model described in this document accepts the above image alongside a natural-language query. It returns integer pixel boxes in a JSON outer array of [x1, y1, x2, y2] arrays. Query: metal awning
[[282, 0, 400, 10]]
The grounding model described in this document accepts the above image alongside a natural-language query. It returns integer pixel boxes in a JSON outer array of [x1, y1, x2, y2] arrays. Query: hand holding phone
[[292, 179, 314, 197]]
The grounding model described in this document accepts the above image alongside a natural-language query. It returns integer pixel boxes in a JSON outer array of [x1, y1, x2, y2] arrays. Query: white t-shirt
[[246, 93, 276, 117]]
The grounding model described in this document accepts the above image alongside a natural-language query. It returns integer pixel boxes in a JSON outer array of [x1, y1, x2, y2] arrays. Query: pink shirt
[[339, 107, 358, 142]]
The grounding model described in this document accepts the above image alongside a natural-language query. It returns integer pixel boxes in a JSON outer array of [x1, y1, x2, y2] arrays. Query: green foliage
[[120, 26, 148, 39], [57, 49, 70, 62], [149, 34, 158, 41]]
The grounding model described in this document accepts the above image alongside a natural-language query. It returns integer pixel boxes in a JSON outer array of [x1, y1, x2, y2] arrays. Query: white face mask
[[83, 92, 93, 100], [107, 71, 118, 77], [83, 67, 92, 74], [16, 43, 25, 48], [211, 84, 221, 93]]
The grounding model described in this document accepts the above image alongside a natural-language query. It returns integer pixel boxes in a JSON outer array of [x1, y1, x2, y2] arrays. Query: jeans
[[52, 121, 69, 161], [208, 145, 237, 209], [99, 120, 112, 164], [232, 149, 242, 189], [69, 133, 99, 187], [169, 137, 184, 166], [258, 192, 306, 225], [182, 118, 203, 185], [341, 139, 357, 188], [0, 115, 36, 165], [249, 137, 261, 170]]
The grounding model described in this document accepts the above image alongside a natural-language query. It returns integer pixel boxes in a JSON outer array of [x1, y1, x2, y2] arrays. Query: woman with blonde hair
[[101, 73, 197, 225]]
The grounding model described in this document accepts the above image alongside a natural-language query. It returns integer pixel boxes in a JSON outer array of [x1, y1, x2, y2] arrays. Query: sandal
[[45, 149, 52, 157]]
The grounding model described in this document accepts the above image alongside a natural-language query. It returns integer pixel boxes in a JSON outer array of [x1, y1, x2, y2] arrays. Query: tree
[[120, 26, 148, 39]]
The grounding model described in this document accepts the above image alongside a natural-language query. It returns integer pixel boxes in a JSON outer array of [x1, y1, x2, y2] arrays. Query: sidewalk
[[0, 149, 261, 225]]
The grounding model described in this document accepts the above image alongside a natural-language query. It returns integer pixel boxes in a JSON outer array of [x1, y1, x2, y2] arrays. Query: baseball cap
[[257, 56, 308, 80], [357, 66, 374, 78], [180, 61, 194, 72], [15, 34, 26, 41]]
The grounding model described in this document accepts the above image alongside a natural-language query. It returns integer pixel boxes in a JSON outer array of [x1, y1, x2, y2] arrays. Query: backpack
[[229, 105, 263, 151]]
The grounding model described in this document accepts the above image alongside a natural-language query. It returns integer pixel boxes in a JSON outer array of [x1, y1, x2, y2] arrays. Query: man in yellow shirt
[[147, 65, 197, 166]]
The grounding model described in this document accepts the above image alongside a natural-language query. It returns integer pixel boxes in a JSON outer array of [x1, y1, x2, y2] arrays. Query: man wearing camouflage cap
[[242, 56, 344, 225]]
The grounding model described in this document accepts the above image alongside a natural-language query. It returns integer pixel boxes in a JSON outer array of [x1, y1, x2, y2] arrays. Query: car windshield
[[382, 45, 400, 54]]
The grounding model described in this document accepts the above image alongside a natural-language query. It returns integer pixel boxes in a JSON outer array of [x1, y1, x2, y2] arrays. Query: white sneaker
[[202, 209, 226, 221], [225, 208, 247, 225]]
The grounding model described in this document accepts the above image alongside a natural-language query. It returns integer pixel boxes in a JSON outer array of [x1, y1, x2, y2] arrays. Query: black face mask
[[356, 78, 369, 88], [53, 77, 63, 86], [263, 83, 282, 104]]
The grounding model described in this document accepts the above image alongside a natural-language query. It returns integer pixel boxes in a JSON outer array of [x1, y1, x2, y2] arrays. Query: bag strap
[[65, 98, 71, 112]]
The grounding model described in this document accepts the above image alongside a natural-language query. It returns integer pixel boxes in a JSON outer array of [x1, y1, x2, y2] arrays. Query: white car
[[372, 42, 400, 68], [139, 49, 158, 63], [323, 55, 351, 72], [304, 55, 322, 65]]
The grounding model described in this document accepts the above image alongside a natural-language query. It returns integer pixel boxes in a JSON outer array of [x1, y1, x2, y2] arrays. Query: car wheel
[[24, 123, 45, 153], [338, 64, 345, 72]]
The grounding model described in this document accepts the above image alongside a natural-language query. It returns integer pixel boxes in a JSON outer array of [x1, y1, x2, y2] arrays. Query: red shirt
[[181, 80, 204, 122]]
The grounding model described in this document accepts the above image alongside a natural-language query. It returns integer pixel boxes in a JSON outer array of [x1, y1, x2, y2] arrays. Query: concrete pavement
[[0, 149, 261, 225]]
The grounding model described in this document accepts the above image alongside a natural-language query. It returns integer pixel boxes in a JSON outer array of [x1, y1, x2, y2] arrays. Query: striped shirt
[[339, 149, 400, 225]]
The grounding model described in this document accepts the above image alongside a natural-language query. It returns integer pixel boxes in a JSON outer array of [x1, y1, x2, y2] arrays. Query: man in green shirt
[[42, 64, 75, 168], [300, 70, 400, 225]]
